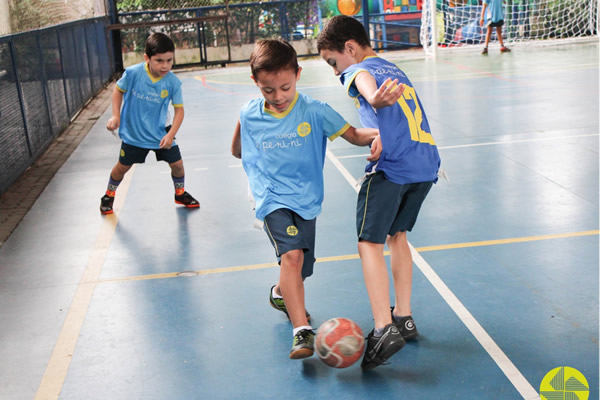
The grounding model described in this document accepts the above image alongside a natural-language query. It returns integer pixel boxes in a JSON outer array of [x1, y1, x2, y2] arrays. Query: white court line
[[326, 150, 540, 400], [34, 166, 136, 400], [335, 133, 599, 159]]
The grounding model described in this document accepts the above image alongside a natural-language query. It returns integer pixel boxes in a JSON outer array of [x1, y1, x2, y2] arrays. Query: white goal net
[[420, 0, 599, 55]]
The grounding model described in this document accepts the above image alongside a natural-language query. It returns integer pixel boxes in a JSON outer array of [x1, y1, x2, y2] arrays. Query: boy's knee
[[281, 249, 304, 269], [169, 160, 184, 176]]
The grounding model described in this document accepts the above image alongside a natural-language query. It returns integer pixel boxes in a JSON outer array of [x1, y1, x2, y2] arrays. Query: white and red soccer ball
[[315, 317, 365, 368]]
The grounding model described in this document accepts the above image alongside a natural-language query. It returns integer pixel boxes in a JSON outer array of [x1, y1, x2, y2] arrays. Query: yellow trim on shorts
[[358, 174, 374, 238], [263, 219, 279, 257]]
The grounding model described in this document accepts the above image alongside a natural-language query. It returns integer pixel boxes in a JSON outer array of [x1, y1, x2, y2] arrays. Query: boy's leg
[[388, 231, 412, 317], [497, 26, 511, 51], [167, 159, 199, 208], [263, 209, 315, 359], [100, 161, 132, 214], [279, 249, 309, 328], [357, 240, 392, 330]]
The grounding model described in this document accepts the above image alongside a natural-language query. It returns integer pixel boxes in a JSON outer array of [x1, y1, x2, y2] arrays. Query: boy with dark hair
[[318, 16, 441, 370], [231, 38, 381, 360], [480, 0, 511, 54], [101, 32, 199, 214]]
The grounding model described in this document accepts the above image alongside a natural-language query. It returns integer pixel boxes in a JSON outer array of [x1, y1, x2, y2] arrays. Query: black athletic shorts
[[263, 208, 316, 279], [488, 19, 504, 27], [356, 172, 433, 244]]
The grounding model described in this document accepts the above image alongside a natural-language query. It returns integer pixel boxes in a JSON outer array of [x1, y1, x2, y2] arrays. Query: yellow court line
[[34, 166, 136, 400], [96, 229, 599, 284]]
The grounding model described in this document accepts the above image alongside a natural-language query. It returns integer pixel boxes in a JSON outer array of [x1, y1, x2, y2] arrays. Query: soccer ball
[[316, 317, 365, 368]]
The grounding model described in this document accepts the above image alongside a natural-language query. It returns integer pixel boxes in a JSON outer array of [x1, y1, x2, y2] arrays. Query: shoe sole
[[289, 348, 314, 360], [175, 201, 200, 208], [361, 338, 406, 371], [100, 209, 113, 215], [403, 331, 419, 340]]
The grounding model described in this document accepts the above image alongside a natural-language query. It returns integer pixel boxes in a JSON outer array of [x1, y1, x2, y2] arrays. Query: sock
[[373, 327, 385, 337], [271, 286, 283, 299], [293, 325, 313, 336], [106, 176, 121, 197], [392, 313, 411, 323], [172, 175, 185, 195]]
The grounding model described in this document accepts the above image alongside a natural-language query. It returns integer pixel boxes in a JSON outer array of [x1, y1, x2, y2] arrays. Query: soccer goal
[[420, 0, 599, 56]]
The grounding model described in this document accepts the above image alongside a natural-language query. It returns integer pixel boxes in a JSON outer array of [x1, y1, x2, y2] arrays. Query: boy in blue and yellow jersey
[[318, 15, 441, 370], [100, 32, 199, 214], [231, 39, 380, 360]]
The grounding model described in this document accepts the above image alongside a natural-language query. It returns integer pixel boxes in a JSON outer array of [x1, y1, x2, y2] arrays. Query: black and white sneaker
[[391, 307, 419, 340], [290, 329, 314, 360], [361, 323, 405, 371]]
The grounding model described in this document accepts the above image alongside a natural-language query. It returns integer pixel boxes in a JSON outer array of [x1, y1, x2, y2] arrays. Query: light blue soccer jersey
[[240, 92, 350, 221], [483, 0, 505, 23], [116, 62, 183, 149], [341, 56, 440, 185]]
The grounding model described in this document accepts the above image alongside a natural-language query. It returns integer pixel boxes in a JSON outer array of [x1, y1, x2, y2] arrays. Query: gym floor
[[0, 40, 597, 400]]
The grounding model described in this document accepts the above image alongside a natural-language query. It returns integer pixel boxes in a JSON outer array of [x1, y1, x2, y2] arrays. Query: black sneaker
[[269, 285, 311, 322], [391, 307, 419, 340], [289, 329, 314, 359], [175, 191, 200, 208], [481, 47, 488, 55], [361, 324, 406, 371], [100, 194, 114, 215]]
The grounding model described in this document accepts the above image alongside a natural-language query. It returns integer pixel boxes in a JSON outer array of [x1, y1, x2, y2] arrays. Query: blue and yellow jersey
[[116, 62, 183, 149], [341, 56, 440, 185], [240, 92, 350, 221]]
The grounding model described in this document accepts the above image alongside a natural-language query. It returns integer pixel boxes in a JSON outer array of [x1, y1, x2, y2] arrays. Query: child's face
[[144, 52, 174, 78], [319, 48, 356, 76], [252, 67, 301, 113]]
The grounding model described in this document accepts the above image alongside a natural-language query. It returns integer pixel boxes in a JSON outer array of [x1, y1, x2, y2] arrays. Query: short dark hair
[[250, 39, 299, 78], [317, 15, 371, 53], [145, 32, 175, 57]]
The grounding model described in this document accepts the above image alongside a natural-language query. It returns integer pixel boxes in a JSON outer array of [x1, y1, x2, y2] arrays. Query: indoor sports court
[[0, 40, 597, 399]]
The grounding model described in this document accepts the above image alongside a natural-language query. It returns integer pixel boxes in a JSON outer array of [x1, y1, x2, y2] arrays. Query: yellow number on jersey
[[397, 86, 436, 145]]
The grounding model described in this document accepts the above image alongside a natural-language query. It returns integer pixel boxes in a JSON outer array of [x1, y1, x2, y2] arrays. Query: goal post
[[420, 0, 598, 55]]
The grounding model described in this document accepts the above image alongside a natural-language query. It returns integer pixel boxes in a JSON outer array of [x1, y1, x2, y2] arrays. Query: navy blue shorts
[[356, 172, 433, 244], [263, 208, 316, 279], [119, 142, 182, 165]]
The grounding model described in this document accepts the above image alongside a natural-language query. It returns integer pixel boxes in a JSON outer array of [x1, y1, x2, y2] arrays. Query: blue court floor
[[0, 40, 598, 400]]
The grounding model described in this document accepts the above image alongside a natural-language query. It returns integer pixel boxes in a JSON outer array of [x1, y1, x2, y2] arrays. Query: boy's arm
[[106, 87, 123, 131], [160, 106, 184, 149], [231, 120, 241, 159], [340, 127, 381, 161], [480, 3, 487, 26], [354, 73, 405, 109]]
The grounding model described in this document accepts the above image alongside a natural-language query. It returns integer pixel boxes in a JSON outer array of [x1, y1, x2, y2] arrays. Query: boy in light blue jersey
[[231, 39, 380, 360], [318, 15, 441, 370], [480, 0, 511, 54], [100, 32, 199, 214]]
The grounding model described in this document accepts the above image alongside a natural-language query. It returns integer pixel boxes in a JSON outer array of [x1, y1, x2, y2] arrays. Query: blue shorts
[[357, 172, 433, 244], [119, 142, 182, 166], [263, 208, 316, 279]]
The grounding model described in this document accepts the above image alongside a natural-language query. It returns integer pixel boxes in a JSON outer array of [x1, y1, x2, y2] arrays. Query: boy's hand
[[160, 134, 174, 149], [367, 134, 382, 161], [371, 78, 405, 109], [106, 116, 120, 132]]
